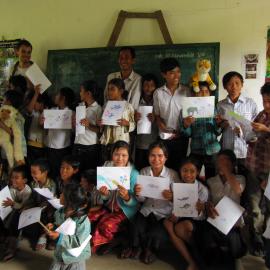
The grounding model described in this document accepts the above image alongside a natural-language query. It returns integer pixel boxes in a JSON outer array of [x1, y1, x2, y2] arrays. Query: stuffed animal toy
[[0, 105, 24, 168], [191, 59, 216, 93]]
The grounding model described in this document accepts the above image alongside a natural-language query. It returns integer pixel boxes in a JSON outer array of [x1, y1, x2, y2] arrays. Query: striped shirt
[[217, 94, 258, 158]]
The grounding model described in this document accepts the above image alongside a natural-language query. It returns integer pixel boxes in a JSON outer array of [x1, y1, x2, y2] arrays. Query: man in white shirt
[[154, 58, 190, 170]]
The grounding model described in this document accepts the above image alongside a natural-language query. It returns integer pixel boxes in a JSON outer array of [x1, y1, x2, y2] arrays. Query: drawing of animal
[[179, 203, 191, 209], [187, 107, 198, 116], [178, 197, 189, 201]]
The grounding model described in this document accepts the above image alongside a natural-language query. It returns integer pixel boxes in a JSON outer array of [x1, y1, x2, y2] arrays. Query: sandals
[[141, 249, 156, 264], [131, 247, 142, 260], [35, 235, 47, 251], [120, 247, 133, 259]]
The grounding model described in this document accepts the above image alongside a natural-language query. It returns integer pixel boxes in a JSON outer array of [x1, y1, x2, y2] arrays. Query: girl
[[99, 78, 135, 162], [135, 74, 159, 170], [73, 80, 102, 171], [205, 150, 246, 262], [163, 159, 208, 270], [91, 140, 138, 255], [43, 87, 75, 179], [46, 183, 91, 270], [121, 141, 179, 264]]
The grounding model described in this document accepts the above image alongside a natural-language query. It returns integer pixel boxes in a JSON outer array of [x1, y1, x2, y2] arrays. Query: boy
[[245, 82, 270, 256], [153, 57, 190, 170], [104, 46, 142, 110], [180, 81, 221, 179]]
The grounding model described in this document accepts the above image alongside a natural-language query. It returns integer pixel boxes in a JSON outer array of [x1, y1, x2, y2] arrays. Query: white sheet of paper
[[97, 167, 131, 190], [263, 218, 270, 239], [48, 198, 63, 209], [76, 106, 86, 135], [67, 234, 92, 257], [173, 182, 198, 218], [25, 63, 52, 93], [264, 173, 270, 200], [136, 175, 170, 200], [181, 96, 215, 118], [34, 188, 54, 199], [226, 111, 253, 134], [18, 207, 42, 229], [102, 101, 125, 126], [44, 109, 72, 129], [207, 196, 245, 235], [0, 186, 13, 220], [56, 218, 76, 235], [137, 106, 152, 134]]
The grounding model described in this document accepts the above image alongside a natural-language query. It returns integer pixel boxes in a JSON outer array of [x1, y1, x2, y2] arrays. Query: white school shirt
[[207, 174, 246, 205], [45, 107, 72, 149], [193, 180, 209, 220], [138, 166, 179, 220], [74, 102, 102, 145], [153, 84, 190, 132], [104, 70, 142, 110], [217, 94, 258, 158], [10, 184, 32, 210]]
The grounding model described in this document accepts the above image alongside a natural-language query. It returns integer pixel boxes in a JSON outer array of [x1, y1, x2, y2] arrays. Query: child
[[28, 158, 56, 251], [1, 165, 31, 261], [135, 74, 159, 170], [163, 158, 208, 270], [46, 183, 91, 270], [121, 141, 179, 263], [56, 155, 80, 196], [217, 71, 258, 173], [153, 57, 190, 171], [205, 150, 246, 262], [104, 46, 142, 110], [9, 75, 28, 95], [92, 141, 138, 254], [245, 82, 270, 256], [100, 78, 135, 162], [43, 87, 75, 179], [73, 80, 102, 170], [180, 81, 221, 179]]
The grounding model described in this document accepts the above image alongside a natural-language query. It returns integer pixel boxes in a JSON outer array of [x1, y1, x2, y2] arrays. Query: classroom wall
[[1, 0, 269, 109]]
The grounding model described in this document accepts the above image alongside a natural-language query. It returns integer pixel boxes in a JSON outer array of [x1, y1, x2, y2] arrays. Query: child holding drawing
[[121, 141, 179, 264], [135, 74, 159, 171], [46, 183, 91, 270], [99, 78, 135, 162], [91, 140, 138, 255], [163, 158, 208, 270], [1, 165, 31, 261]]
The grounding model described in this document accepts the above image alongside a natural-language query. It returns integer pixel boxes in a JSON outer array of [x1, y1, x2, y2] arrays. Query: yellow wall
[[1, 0, 269, 108]]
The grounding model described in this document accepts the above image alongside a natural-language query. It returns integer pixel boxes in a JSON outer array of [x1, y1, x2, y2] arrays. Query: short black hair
[[9, 75, 27, 94], [11, 165, 28, 180], [260, 82, 270, 96], [198, 81, 210, 89], [179, 157, 200, 172], [111, 140, 130, 160], [81, 80, 99, 100], [81, 169, 96, 185], [59, 87, 75, 109], [119, 46, 136, 59], [31, 158, 50, 173], [160, 58, 180, 73], [217, 149, 237, 168], [148, 141, 169, 159], [61, 155, 80, 169], [222, 71, 243, 89], [108, 78, 128, 100], [4, 90, 24, 109], [142, 73, 159, 89], [17, 39, 32, 50]]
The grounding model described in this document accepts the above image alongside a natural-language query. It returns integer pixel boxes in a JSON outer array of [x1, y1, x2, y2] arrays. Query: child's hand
[[206, 202, 219, 219], [134, 184, 142, 196], [196, 200, 205, 215], [134, 111, 141, 122], [39, 115, 45, 126], [215, 114, 229, 128], [97, 119, 103, 127], [34, 84, 41, 95], [46, 223, 54, 231], [2, 197, 14, 207], [168, 214, 178, 223], [183, 116, 195, 128], [47, 230, 60, 240], [80, 118, 90, 127], [233, 126, 241, 136], [252, 122, 270, 132], [117, 118, 129, 127], [99, 186, 109, 196], [162, 189, 173, 201], [118, 185, 130, 201], [147, 113, 155, 123]]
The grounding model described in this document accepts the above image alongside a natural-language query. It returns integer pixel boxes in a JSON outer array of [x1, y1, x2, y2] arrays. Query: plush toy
[[191, 59, 216, 93], [0, 105, 24, 168]]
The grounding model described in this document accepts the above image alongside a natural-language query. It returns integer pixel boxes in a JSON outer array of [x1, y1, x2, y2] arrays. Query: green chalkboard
[[46, 43, 220, 102]]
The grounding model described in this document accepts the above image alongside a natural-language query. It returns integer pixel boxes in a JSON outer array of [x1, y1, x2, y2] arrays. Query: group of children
[[0, 39, 270, 270]]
